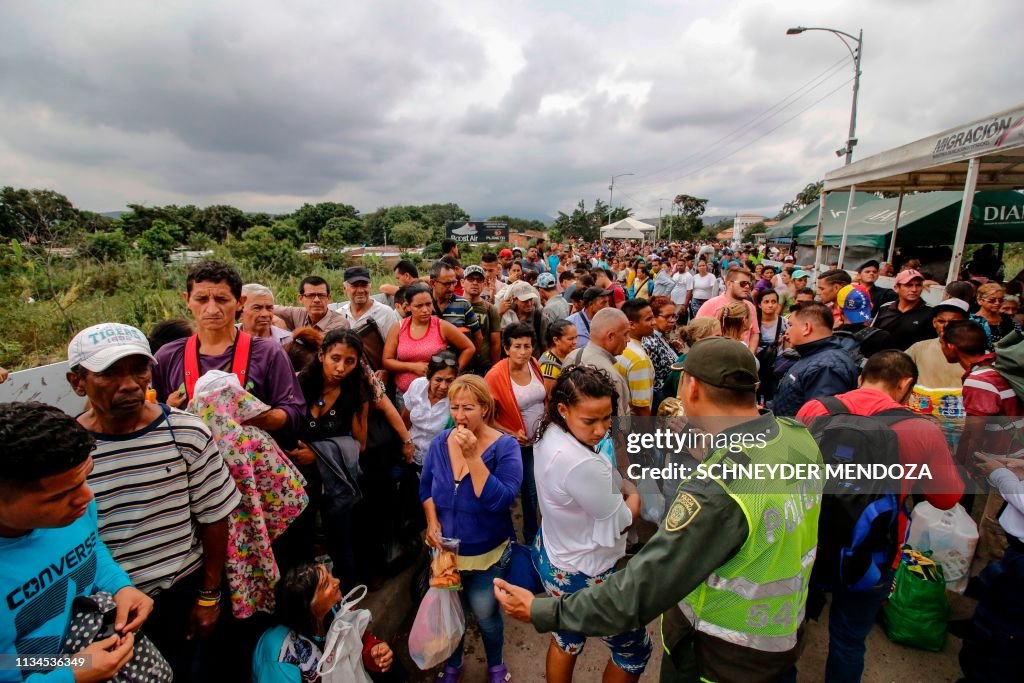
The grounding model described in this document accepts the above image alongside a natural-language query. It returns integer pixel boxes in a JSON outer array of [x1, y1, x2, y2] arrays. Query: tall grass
[[0, 254, 397, 370]]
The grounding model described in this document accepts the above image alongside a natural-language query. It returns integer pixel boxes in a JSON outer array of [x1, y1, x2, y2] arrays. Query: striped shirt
[[87, 408, 241, 595], [615, 339, 654, 409], [539, 350, 563, 381], [434, 296, 480, 333], [962, 355, 1024, 417]]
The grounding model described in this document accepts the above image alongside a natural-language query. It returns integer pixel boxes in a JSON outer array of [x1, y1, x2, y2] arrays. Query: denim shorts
[[532, 531, 652, 674]]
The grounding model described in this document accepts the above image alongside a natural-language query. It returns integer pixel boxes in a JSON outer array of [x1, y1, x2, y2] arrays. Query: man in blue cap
[[834, 284, 895, 361]]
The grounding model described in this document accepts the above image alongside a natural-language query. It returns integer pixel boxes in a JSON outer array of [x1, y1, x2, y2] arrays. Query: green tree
[[390, 220, 432, 248], [552, 199, 630, 242], [741, 220, 767, 243], [0, 187, 80, 244], [774, 181, 823, 220], [270, 220, 305, 248], [116, 204, 195, 239], [321, 215, 364, 246], [75, 210, 115, 234], [80, 229, 130, 261], [137, 221, 178, 262], [293, 202, 360, 240], [230, 226, 306, 275], [193, 204, 250, 242]]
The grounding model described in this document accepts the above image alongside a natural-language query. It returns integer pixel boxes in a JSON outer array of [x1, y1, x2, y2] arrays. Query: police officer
[[494, 337, 824, 683]]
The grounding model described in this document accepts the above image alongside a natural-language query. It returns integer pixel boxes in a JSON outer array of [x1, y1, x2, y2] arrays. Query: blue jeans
[[520, 446, 539, 545], [825, 576, 892, 683], [779, 575, 891, 683], [448, 544, 511, 669]]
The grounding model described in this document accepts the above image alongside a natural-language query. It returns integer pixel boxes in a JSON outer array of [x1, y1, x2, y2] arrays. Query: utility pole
[[608, 173, 634, 225]]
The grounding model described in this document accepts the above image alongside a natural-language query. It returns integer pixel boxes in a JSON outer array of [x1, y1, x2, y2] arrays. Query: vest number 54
[[746, 601, 793, 629]]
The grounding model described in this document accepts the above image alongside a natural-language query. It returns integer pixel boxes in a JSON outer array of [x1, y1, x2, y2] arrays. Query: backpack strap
[[183, 331, 253, 399], [231, 331, 253, 390], [842, 494, 899, 591], [184, 335, 200, 399], [817, 395, 849, 416]]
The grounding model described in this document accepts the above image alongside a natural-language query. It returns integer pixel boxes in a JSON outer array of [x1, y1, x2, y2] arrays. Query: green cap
[[792, 269, 810, 280], [680, 337, 759, 390]]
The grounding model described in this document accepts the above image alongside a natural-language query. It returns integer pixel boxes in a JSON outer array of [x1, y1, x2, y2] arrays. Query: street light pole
[[608, 173, 634, 225], [786, 26, 863, 166]]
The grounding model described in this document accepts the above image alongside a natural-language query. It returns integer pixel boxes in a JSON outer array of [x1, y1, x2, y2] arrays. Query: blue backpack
[[808, 396, 916, 591]]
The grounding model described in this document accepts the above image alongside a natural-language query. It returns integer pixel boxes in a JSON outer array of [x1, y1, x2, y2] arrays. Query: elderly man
[[274, 275, 350, 333], [338, 266, 400, 340], [65, 323, 241, 680], [871, 269, 935, 351], [240, 283, 292, 344], [562, 307, 632, 415]]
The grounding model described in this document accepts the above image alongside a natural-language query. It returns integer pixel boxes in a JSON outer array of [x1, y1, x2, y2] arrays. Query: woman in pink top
[[383, 284, 474, 394]]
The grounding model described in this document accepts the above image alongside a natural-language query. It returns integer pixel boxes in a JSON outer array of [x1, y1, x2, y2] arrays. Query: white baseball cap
[[68, 323, 156, 372]]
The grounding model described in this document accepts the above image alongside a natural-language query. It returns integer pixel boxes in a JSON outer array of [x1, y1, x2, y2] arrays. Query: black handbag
[[61, 592, 173, 683]]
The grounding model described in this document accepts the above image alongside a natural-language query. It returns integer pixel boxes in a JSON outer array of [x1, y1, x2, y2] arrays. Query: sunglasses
[[734, 280, 752, 288], [430, 355, 458, 367]]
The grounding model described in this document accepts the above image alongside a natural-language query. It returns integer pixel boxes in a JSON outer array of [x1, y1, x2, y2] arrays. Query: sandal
[[488, 663, 512, 682]]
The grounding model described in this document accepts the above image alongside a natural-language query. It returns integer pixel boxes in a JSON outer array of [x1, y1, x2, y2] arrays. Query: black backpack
[[833, 327, 884, 368], [808, 396, 916, 592]]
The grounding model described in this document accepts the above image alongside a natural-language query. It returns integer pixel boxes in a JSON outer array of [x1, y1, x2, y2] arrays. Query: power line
[[636, 77, 855, 200], [632, 54, 853, 185]]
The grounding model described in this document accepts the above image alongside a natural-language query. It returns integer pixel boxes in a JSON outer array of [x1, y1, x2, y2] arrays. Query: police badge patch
[[665, 491, 701, 532]]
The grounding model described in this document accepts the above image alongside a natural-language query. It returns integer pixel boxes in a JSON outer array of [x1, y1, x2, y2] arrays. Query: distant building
[[733, 214, 765, 234], [510, 229, 547, 248]]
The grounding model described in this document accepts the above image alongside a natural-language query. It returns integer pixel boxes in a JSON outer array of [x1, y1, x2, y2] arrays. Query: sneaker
[[488, 664, 512, 682], [437, 665, 462, 683]]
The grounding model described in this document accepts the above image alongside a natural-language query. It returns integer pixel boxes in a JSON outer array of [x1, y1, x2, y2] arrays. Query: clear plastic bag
[[407, 586, 466, 670], [429, 537, 461, 589], [906, 501, 979, 593]]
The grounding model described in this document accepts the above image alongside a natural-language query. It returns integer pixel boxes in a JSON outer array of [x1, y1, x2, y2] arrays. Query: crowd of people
[[2, 235, 1024, 683]]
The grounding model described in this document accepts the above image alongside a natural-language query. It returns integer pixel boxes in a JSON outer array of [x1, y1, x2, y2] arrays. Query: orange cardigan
[[484, 358, 546, 436]]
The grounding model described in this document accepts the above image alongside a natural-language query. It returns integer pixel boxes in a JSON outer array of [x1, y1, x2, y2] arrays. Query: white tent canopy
[[817, 103, 1024, 279], [601, 217, 655, 240]]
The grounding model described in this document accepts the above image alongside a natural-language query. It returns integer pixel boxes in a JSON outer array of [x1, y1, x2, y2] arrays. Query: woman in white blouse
[[531, 365, 651, 683], [401, 351, 458, 467], [689, 258, 717, 319]]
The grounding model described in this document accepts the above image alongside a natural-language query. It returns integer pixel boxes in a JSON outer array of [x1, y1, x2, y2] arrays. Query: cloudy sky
[[2, 0, 1022, 222]]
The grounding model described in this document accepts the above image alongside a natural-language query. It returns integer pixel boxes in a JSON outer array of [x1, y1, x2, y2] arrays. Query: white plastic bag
[[317, 586, 373, 683], [906, 502, 979, 593], [407, 586, 465, 670]]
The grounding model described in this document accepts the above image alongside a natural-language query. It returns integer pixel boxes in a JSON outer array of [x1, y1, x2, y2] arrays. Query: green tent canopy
[[765, 192, 877, 240], [805, 190, 1024, 248]]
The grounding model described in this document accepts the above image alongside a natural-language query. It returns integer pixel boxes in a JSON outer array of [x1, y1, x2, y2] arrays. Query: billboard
[[445, 221, 509, 243]]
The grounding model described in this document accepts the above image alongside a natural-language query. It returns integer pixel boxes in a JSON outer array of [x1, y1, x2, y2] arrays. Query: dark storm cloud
[[0, 0, 1021, 219]]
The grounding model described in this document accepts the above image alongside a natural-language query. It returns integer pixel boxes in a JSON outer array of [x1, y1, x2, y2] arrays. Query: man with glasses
[[695, 267, 760, 352], [429, 260, 483, 350], [274, 275, 349, 332], [871, 269, 935, 350]]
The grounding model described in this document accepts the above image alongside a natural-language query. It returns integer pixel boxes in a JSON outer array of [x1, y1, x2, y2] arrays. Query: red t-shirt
[[610, 283, 627, 307], [798, 387, 964, 545]]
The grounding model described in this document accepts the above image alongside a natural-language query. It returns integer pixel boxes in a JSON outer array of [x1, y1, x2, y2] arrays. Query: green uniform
[[530, 412, 823, 683]]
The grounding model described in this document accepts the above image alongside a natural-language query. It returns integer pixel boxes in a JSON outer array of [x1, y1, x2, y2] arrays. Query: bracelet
[[196, 597, 220, 607], [197, 588, 221, 597], [403, 439, 414, 446]]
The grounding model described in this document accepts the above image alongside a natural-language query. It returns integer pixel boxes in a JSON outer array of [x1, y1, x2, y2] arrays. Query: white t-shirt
[[671, 272, 693, 305], [403, 376, 450, 465], [512, 371, 546, 440], [534, 424, 632, 575], [691, 273, 717, 300]]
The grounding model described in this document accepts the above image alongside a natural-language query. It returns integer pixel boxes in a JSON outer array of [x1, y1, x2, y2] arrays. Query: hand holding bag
[[317, 585, 374, 683], [61, 591, 173, 682]]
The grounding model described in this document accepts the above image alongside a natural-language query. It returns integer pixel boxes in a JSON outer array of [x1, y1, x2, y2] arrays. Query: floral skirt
[[531, 530, 652, 674]]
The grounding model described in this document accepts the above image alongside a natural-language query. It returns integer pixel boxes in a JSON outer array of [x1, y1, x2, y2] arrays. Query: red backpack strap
[[184, 334, 200, 399], [231, 331, 253, 389]]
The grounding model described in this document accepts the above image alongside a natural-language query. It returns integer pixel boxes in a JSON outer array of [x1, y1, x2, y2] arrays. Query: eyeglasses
[[430, 355, 458, 367], [301, 292, 330, 300], [734, 280, 752, 288], [986, 297, 1005, 304], [658, 313, 678, 320]]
